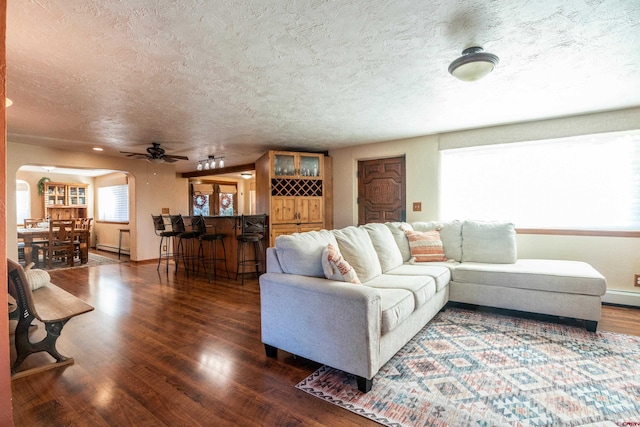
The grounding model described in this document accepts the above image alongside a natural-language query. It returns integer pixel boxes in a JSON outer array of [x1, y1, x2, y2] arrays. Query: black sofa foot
[[264, 344, 278, 358], [356, 376, 372, 393], [586, 320, 598, 332]]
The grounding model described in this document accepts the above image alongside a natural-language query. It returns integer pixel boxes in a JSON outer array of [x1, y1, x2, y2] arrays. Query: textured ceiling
[[6, 0, 640, 172]]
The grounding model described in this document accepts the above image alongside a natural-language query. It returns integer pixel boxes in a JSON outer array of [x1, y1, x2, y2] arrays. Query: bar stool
[[193, 216, 229, 282], [169, 214, 201, 275], [152, 214, 179, 273], [235, 214, 267, 285]]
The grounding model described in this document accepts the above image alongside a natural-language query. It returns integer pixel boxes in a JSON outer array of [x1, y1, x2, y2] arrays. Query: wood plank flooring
[[10, 254, 640, 426]]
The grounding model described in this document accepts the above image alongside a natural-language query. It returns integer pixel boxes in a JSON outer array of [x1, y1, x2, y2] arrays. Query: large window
[[440, 130, 640, 231], [98, 184, 129, 222], [16, 180, 30, 225]]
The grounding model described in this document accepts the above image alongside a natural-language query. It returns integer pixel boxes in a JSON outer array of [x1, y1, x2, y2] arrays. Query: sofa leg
[[264, 344, 278, 358], [356, 376, 372, 393], [585, 320, 598, 332]]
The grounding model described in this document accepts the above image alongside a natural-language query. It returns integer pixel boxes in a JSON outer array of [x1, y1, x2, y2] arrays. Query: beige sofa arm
[[260, 272, 382, 380]]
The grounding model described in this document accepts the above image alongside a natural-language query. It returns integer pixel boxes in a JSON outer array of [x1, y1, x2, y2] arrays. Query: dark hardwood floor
[[9, 253, 640, 426]]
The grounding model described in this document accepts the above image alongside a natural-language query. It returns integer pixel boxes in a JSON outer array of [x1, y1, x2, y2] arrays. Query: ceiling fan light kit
[[448, 46, 499, 82]]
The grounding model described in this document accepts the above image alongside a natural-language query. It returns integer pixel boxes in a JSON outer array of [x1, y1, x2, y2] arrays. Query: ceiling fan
[[119, 142, 189, 164]]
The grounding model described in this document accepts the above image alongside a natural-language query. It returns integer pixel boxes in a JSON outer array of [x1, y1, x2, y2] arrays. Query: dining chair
[[40, 219, 76, 269]]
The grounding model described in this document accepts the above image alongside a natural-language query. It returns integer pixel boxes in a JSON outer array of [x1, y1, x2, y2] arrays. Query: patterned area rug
[[296, 308, 640, 426], [37, 252, 122, 270]]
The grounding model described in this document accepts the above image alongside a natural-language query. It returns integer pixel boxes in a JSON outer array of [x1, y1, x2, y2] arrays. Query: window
[[440, 130, 640, 231], [98, 184, 129, 222], [16, 180, 30, 225]]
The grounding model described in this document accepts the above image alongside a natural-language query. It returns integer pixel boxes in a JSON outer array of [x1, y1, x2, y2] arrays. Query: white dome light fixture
[[448, 46, 499, 82]]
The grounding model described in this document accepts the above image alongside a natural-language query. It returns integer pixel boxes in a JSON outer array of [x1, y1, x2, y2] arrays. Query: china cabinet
[[42, 182, 88, 219], [256, 150, 332, 246]]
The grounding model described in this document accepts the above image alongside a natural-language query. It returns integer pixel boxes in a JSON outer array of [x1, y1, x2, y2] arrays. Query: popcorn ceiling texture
[[6, 0, 640, 171]]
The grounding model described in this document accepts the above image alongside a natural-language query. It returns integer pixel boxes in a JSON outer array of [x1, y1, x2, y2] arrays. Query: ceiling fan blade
[[164, 154, 189, 161], [162, 157, 178, 163], [119, 151, 147, 157]]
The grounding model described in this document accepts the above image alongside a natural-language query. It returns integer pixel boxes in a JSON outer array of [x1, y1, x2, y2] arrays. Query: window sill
[[516, 228, 640, 238]]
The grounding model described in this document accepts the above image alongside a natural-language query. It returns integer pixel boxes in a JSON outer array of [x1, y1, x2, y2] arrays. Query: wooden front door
[[357, 156, 406, 225]]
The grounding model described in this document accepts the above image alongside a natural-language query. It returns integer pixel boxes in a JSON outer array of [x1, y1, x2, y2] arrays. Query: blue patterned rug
[[296, 307, 640, 426]]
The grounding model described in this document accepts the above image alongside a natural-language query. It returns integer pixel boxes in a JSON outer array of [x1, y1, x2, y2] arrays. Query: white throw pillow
[[24, 262, 50, 291], [322, 244, 361, 284], [461, 220, 517, 264], [332, 226, 382, 283], [362, 223, 403, 272]]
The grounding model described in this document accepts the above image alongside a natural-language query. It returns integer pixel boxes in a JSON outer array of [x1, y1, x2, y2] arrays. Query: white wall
[[8, 141, 181, 262], [329, 107, 640, 299]]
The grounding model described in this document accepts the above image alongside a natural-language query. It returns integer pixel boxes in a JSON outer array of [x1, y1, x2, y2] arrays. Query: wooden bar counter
[[179, 215, 269, 276]]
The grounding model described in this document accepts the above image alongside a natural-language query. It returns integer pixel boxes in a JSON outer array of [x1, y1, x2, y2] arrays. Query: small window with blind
[[439, 130, 640, 232], [16, 180, 31, 225], [98, 184, 129, 222]]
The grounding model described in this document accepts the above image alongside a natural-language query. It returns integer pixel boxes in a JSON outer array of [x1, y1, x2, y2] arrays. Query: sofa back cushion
[[384, 222, 414, 262], [275, 230, 338, 277], [362, 223, 403, 272], [332, 226, 382, 282], [411, 220, 463, 261], [461, 220, 517, 263]]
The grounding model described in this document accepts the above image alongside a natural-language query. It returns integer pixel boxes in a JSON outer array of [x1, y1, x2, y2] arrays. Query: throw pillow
[[404, 229, 448, 263], [461, 220, 517, 263], [24, 262, 50, 291], [322, 244, 361, 284]]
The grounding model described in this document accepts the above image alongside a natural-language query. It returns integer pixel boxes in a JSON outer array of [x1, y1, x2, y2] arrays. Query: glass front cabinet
[[272, 152, 323, 179]]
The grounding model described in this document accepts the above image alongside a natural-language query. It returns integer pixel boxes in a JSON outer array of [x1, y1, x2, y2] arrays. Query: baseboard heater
[[96, 243, 130, 256], [603, 290, 640, 308]]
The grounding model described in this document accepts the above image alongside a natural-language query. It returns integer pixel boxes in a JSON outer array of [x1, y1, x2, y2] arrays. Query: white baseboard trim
[[96, 244, 130, 256], [602, 290, 640, 307]]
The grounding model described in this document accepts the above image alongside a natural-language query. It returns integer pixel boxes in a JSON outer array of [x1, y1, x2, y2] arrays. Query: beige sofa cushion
[[461, 220, 517, 263], [452, 259, 607, 296], [362, 223, 403, 272], [332, 226, 382, 283], [386, 264, 452, 292], [275, 230, 338, 277], [376, 288, 415, 334], [411, 220, 463, 261], [365, 274, 436, 309], [384, 222, 413, 262]]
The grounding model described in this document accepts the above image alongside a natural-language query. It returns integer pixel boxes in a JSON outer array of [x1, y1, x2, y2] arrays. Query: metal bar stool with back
[[235, 214, 267, 285]]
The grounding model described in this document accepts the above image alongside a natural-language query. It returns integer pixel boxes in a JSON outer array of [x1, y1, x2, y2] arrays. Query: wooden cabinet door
[[297, 197, 323, 223], [271, 197, 296, 224]]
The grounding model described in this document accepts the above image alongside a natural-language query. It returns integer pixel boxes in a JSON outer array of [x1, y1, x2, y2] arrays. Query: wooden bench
[[7, 259, 94, 379]]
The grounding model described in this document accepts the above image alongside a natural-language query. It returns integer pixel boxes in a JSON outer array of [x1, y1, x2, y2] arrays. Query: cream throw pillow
[[24, 262, 51, 291], [322, 244, 361, 284]]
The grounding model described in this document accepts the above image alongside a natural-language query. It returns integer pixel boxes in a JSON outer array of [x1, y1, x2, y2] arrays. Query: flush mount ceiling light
[[240, 172, 253, 179], [448, 46, 499, 82], [5, 98, 12, 107]]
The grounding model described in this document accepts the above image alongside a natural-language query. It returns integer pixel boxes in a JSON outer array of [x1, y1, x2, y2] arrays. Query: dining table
[[17, 227, 90, 266]]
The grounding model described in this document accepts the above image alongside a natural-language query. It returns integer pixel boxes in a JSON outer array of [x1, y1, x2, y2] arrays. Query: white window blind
[[98, 184, 129, 222], [16, 180, 30, 225], [440, 130, 640, 231]]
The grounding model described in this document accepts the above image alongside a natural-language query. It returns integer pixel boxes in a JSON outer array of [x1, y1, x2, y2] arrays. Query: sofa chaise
[[259, 220, 606, 392]]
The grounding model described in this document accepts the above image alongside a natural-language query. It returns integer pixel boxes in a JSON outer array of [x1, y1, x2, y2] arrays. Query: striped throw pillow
[[404, 229, 447, 263], [322, 244, 361, 284]]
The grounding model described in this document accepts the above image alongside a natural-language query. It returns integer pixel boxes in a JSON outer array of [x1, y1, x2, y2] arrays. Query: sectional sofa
[[259, 220, 606, 392]]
